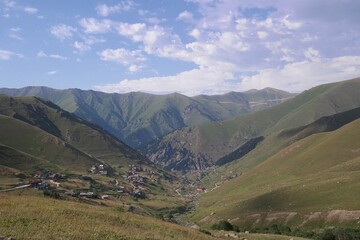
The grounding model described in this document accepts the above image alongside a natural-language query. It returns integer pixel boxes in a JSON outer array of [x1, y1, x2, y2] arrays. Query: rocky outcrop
[[148, 141, 210, 172]]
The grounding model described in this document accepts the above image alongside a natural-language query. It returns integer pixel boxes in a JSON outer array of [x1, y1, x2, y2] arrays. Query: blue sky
[[1, 0, 360, 95]]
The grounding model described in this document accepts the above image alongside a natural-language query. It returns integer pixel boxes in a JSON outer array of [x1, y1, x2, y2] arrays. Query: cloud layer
[[94, 0, 360, 95], [2, 0, 360, 94]]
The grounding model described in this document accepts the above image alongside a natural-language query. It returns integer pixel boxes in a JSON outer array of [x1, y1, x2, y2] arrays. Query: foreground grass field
[[0, 190, 215, 240]]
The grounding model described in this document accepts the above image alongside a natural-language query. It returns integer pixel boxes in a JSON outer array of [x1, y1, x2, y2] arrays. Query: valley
[[1, 78, 360, 240]]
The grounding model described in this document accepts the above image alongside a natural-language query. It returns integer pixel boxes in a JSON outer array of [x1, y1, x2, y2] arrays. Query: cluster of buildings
[[29, 179, 49, 190], [33, 171, 65, 181], [89, 164, 108, 175]]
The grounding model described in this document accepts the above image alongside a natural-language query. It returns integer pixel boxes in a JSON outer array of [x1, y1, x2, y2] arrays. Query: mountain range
[[148, 78, 360, 171], [0, 87, 293, 149]]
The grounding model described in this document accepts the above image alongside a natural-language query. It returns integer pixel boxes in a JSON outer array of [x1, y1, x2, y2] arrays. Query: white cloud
[[3, 0, 16, 8], [73, 36, 106, 53], [189, 28, 201, 39], [73, 41, 91, 52], [128, 64, 143, 73], [37, 51, 67, 60], [115, 22, 146, 41], [23, 7, 38, 14], [0, 49, 22, 60], [241, 56, 360, 92], [95, 68, 234, 96], [96, 55, 360, 96], [37, 51, 47, 58], [236, 18, 248, 31], [96, 1, 134, 17], [2, 1, 39, 15], [177, 11, 193, 21], [304, 47, 320, 61], [257, 31, 268, 39], [49, 54, 67, 60], [50, 24, 76, 41], [79, 18, 112, 34], [16, 0, 358, 96], [281, 15, 302, 30], [47, 70, 57, 75], [99, 48, 146, 67], [144, 17, 164, 24], [9, 27, 22, 40]]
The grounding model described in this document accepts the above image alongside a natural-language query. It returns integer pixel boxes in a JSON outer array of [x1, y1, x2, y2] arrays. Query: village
[[25, 163, 209, 203], [25, 164, 166, 202]]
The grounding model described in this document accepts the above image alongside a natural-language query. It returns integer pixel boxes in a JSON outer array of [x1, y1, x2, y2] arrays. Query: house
[[65, 191, 75, 196], [117, 186, 125, 193], [133, 189, 145, 199], [79, 192, 95, 198], [196, 187, 206, 193], [101, 195, 110, 200], [89, 165, 97, 173], [29, 179, 42, 186], [34, 171, 43, 178], [36, 182, 49, 190]]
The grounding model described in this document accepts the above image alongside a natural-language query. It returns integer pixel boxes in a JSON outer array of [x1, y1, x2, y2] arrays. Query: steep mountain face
[[0, 87, 293, 149], [192, 114, 360, 228], [0, 94, 153, 174], [148, 78, 360, 171]]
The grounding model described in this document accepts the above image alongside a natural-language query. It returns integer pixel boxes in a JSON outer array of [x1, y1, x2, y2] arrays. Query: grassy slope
[[201, 106, 360, 187], [0, 191, 215, 240], [0, 87, 293, 148], [0, 114, 99, 173], [0, 94, 149, 169], [191, 119, 360, 228], [150, 78, 360, 168]]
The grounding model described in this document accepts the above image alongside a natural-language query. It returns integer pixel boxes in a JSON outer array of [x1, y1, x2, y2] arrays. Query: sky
[[1, 0, 360, 96]]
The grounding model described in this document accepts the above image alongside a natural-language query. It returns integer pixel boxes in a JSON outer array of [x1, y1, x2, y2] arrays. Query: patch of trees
[[211, 220, 240, 232]]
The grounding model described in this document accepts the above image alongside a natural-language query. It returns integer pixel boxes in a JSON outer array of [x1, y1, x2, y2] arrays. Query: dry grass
[[0, 190, 215, 240]]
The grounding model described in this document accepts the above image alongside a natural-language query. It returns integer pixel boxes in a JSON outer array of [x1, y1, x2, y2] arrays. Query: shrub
[[43, 189, 61, 199], [211, 220, 234, 231]]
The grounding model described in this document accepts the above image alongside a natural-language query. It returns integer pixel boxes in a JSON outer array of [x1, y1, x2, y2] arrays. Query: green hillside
[[148, 78, 360, 171], [190, 118, 360, 230], [0, 94, 149, 169], [0, 87, 293, 148], [201, 106, 360, 187]]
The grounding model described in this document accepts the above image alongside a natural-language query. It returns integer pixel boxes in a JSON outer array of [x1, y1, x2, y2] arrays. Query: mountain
[[0, 94, 153, 175], [190, 112, 360, 229], [148, 77, 360, 171], [0, 87, 293, 149]]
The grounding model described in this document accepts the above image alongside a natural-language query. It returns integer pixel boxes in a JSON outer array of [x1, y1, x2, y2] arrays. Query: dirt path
[[0, 184, 31, 192]]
